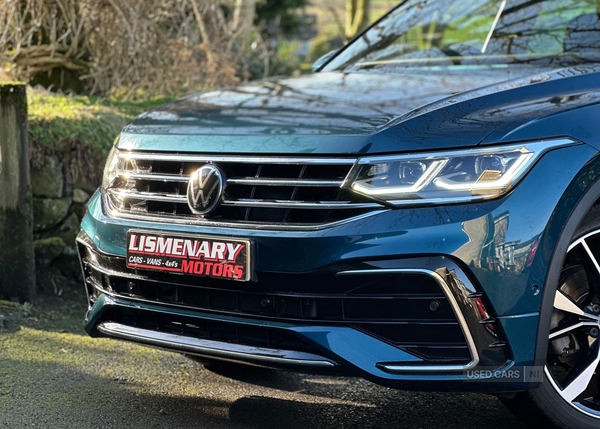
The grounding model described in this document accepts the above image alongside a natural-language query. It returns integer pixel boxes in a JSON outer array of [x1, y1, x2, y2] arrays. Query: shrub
[[0, 0, 241, 99]]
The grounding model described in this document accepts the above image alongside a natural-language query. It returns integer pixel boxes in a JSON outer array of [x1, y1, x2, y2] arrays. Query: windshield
[[324, 0, 600, 71]]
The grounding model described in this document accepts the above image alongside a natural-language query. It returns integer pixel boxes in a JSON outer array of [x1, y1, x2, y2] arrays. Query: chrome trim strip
[[85, 259, 149, 281], [119, 152, 357, 165], [109, 190, 378, 208], [221, 199, 380, 209], [500, 312, 539, 319], [119, 174, 342, 187], [103, 193, 386, 231], [97, 322, 336, 367], [119, 172, 189, 182], [108, 189, 187, 203], [337, 268, 480, 372], [227, 177, 344, 187], [76, 230, 122, 258]]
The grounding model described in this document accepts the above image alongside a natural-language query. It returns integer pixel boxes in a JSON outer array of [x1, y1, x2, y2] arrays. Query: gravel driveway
[[0, 290, 530, 429]]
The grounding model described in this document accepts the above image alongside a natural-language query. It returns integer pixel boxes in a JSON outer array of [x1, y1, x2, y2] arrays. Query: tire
[[501, 205, 600, 428]]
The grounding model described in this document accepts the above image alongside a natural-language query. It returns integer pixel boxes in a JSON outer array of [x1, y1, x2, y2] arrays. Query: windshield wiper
[[482, 0, 507, 53]]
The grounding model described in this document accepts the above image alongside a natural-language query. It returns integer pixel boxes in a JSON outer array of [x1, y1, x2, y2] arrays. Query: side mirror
[[312, 50, 338, 72]]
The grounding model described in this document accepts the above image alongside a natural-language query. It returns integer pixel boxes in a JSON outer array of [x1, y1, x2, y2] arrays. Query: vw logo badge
[[187, 165, 225, 215]]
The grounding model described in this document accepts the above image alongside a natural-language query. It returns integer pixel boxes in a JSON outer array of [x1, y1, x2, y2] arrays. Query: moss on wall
[[27, 89, 172, 188]]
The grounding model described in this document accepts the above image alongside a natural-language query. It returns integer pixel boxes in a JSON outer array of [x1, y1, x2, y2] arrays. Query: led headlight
[[101, 146, 124, 191], [344, 139, 575, 206]]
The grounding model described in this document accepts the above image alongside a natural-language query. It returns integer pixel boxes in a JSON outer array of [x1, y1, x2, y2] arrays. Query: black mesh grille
[[80, 243, 472, 364], [101, 307, 320, 354]]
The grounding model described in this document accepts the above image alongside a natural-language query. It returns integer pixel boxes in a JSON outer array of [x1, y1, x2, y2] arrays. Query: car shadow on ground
[[228, 393, 530, 429], [202, 361, 530, 429], [0, 289, 532, 429], [200, 359, 346, 393], [0, 343, 532, 429], [0, 352, 530, 429]]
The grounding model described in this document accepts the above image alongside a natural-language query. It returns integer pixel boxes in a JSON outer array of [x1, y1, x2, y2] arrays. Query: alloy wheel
[[547, 229, 600, 418]]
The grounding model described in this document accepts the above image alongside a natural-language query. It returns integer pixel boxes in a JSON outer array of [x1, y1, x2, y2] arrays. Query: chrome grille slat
[[227, 177, 344, 187], [108, 189, 187, 203], [119, 172, 189, 182], [104, 194, 382, 228], [105, 152, 382, 228], [222, 199, 379, 209]]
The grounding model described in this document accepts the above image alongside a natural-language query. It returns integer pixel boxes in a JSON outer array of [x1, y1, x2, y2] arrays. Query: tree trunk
[[0, 84, 36, 302], [232, 0, 256, 40], [189, 0, 211, 46], [345, 0, 371, 42]]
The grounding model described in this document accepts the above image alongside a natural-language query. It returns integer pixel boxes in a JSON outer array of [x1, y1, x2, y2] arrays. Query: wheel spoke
[[549, 321, 598, 340], [560, 352, 600, 403], [554, 290, 586, 316], [582, 240, 600, 277], [582, 240, 600, 302]]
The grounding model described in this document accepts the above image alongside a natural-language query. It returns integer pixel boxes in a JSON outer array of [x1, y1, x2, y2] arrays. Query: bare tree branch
[[0, 0, 256, 98]]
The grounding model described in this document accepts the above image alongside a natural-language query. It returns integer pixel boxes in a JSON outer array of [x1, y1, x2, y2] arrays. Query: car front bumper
[[78, 142, 599, 391]]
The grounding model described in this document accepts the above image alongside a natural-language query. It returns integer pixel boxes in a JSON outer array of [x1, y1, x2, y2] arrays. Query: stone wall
[[31, 152, 101, 293]]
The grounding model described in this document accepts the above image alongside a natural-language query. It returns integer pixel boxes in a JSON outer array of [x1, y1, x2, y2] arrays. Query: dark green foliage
[[256, 0, 311, 38]]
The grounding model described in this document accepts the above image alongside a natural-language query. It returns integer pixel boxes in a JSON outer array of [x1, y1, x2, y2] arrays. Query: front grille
[[79, 242, 472, 364], [105, 152, 382, 227]]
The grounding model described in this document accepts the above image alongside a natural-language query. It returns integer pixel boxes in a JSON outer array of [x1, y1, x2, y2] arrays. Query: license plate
[[126, 230, 251, 281]]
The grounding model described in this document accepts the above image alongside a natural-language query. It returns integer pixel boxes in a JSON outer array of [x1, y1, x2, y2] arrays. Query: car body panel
[[81, 143, 599, 377], [483, 101, 600, 150], [84, 293, 529, 392], [117, 67, 600, 155], [497, 314, 539, 367]]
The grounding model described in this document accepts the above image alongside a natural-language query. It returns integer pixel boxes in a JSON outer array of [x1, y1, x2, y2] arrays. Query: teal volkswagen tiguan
[[78, 0, 600, 427]]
